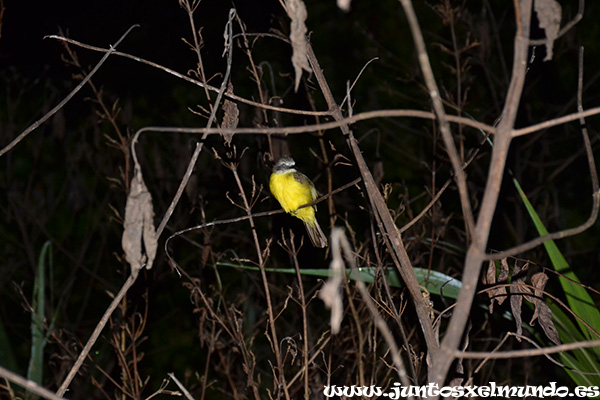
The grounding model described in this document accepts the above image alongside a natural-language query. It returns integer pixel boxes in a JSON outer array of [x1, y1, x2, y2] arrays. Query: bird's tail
[[304, 220, 328, 248]]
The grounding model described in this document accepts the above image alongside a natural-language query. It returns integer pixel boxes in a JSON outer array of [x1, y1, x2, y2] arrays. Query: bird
[[269, 156, 328, 248]]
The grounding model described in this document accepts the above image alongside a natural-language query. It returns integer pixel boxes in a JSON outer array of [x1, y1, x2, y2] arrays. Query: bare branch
[[0, 366, 67, 400], [305, 38, 440, 363], [0, 25, 138, 158], [57, 275, 137, 396], [46, 34, 331, 117], [430, 0, 534, 390], [398, 0, 475, 238], [331, 228, 414, 394], [456, 339, 600, 360]]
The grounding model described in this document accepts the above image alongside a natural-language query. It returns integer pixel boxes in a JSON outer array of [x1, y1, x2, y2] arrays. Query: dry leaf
[[221, 82, 239, 146], [482, 260, 496, 286], [122, 164, 158, 278], [534, 0, 562, 61], [527, 271, 547, 312], [510, 279, 532, 339], [533, 302, 561, 345], [285, 0, 312, 92], [525, 271, 559, 344], [531, 271, 548, 299], [499, 258, 510, 282], [509, 291, 523, 338], [482, 260, 507, 313]]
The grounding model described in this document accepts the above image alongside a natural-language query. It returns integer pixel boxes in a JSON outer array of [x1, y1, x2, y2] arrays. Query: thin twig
[[288, 235, 311, 399], [235, 13, 271, 128], [57, 275, 137, 396], [0, 25, 138, 158], [181, 0, 212, 102], [485, 189, 598, 260], [52, 27, 142, 397], [168, 373, 195, 400], [400, 133, 488, 234], [43, 33, 600, 136], [340, 57, 380, 110], [229, 156, 290, 399], [398, 0, 475, 238], [147, 8, 236, 239], [332, 228, 414, 397], [58, 34, 132, 190], [370, 221, 418, 381], [45, 34, 330, 117], [512, 106, 600, 137], [164, 177, 361, 267], [340, 248, 367, 387], [109, 108, 498, 138], [285, 336, 331, 390]]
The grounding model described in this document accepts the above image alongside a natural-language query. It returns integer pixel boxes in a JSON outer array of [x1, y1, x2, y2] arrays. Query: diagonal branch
[[0, 25, 138, 158], [305, 41, 440, 362]]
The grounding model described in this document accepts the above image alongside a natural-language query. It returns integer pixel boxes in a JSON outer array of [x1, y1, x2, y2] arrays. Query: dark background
[[1, 0, 599, 397]]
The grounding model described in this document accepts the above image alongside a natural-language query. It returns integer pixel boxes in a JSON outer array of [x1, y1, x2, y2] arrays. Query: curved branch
[[46, 34, 331, 117], [128, 109, 497, 139]]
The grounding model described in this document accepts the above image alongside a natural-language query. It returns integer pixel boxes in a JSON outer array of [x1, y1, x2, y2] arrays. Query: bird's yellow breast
[[269, 170, 317, 225]]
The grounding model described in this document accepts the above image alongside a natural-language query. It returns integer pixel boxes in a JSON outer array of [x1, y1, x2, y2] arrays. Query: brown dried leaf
[[221, 82, 239, 146], [510, 279, 532, 340], [531, 271, 548, 299], [482, 260, 496, 286], [285, 0, 312, 92], [526, 271, 559, 344], [499, 258, 510, 282], [534, 0, 562, 61], [122, 164, 157, 278], [482, 261, 507, 313], [510, 291, 523, 338], [533, 301, 561, 345], [511, 260, 529, 279], [524, 270, 546, 312]]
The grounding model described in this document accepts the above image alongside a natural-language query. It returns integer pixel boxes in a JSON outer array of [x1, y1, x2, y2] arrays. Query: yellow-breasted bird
[[269, 157, 328, 248]]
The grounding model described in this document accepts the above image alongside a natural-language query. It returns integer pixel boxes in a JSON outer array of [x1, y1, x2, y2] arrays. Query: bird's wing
[[293, 171, 319, 204]]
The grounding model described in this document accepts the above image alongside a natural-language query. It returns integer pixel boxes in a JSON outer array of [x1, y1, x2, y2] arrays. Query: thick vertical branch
[[429, 0, 533, 389]]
